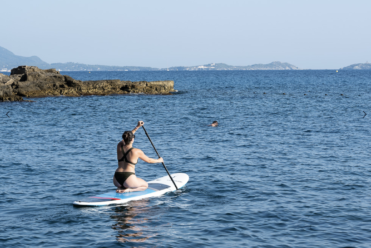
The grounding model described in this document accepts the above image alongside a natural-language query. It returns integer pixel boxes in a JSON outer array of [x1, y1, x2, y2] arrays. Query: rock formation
[[0, 66, 175, 102]]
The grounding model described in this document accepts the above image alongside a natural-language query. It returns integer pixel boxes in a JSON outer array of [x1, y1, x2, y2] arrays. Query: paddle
[[141, 125, 179, 190]]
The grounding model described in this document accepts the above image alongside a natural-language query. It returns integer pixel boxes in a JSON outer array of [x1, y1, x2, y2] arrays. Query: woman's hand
[[158, 157, 164, 163], [132, 121, 144, 134], [137, 121, 144, 128]]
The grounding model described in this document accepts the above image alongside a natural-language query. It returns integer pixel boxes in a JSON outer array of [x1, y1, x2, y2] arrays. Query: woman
[[113, 121, 163, 193]]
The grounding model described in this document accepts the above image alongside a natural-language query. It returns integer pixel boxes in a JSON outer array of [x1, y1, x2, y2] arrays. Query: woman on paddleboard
[[113, 121, 163, 193]]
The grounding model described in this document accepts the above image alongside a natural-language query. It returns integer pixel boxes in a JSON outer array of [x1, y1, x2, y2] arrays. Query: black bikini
[[114, 172, 135, 188], [118, 146, 137, 165], [115, 146, 137, 188]]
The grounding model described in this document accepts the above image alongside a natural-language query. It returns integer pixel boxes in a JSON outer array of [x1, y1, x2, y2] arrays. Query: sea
[[1, 70, 371, 247]]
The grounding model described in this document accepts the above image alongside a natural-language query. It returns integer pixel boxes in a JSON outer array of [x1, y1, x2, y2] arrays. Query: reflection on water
[[110, 190, 186, 244], [110, 200, 158, 243]]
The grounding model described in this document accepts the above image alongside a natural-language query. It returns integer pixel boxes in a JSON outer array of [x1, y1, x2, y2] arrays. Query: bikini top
[[118, 146, 138, 165]]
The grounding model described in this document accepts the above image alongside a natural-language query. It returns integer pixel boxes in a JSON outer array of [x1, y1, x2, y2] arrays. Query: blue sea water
[[1, 70, 371, 247]]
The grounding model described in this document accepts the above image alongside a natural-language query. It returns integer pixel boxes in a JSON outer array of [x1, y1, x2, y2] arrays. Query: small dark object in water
[[304, 94, 306, 95], [341, 94, 343, 96], [363, 111, 367, 118], [283, 93, 286, 95], [6, 111, 10, 118], [263, 92, 266, 94], [325, 94, 327, 96]]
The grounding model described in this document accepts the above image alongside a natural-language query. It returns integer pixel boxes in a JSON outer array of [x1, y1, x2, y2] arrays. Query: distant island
[[38, 61, 299, 71], [0, 46, 298, 72], [340, 62, 371, 70], [2, 45, 370, 71], [163, 62, 299, 71]]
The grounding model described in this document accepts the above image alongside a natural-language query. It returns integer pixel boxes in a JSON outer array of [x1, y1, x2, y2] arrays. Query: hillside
[[50, 62, 158, 71], [1, 45, 299, 71], [340, 63, 371, 70], [166, 62, 299, 71], [0, 46, 50, 71]]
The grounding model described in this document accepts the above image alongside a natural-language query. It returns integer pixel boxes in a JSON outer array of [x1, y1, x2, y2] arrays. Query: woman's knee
[[139, 178, 148, 188]]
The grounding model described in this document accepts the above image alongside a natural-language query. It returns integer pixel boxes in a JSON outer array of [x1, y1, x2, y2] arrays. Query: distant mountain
[[166, 62, 299, 71], [0, 46, 160, 72], [0, 45, 299, 71], [340, 63, 371, 70], [49, 62, 158, 71], [50, 61, 299, 71], [0, 46, 49, 70]]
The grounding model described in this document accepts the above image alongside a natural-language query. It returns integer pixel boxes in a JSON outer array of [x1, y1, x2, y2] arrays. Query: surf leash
[[142, 125, 179, 190]]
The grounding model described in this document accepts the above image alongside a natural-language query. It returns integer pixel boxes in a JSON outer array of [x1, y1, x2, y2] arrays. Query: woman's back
[[116, 141, 139, 172]]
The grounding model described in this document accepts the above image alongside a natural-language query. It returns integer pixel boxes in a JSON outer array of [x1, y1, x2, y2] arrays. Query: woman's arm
[[137, 149, 163, 164], [132, 121, 144, 134]]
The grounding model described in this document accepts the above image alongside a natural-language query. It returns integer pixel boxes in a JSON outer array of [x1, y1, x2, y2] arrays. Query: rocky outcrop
[[0, 73, 23, 101], [1, 66, 175, 102]]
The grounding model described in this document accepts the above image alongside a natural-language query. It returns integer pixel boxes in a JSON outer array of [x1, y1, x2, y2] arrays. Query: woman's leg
[[122, 175, 148, 192]]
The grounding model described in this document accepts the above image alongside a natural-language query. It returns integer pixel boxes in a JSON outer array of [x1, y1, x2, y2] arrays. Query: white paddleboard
[[73, 173, 189, 207]]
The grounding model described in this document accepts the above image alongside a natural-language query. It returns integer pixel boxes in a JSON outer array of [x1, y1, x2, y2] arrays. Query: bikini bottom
[[114, 172, 135, 188]]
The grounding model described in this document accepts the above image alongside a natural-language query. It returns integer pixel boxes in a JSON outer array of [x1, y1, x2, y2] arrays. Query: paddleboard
[[73, 173, 189, 207]]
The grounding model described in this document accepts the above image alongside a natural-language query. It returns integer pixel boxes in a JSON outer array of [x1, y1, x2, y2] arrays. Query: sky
[[1, 0, 370, 69]]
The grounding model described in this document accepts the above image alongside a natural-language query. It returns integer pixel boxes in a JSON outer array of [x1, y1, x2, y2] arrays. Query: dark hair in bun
[[122, 131, 134, 144]]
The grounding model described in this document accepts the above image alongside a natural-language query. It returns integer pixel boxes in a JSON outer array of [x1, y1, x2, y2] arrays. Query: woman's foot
[[116, 187, 131, 193]]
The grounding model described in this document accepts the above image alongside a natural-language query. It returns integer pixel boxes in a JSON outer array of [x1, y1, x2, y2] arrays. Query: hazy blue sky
[[1, 0, 370, 69]]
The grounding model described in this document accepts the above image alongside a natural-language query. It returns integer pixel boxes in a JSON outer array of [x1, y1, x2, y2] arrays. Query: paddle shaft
[[141, 126, 179, 190]]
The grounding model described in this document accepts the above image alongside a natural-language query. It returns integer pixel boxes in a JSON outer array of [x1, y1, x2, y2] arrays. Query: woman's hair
[[122, 131, 134, 144], [212, 121, 218, 124]]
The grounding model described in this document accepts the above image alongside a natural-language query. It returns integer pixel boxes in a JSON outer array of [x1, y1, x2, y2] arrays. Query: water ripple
[[1, 70, 371, 247]]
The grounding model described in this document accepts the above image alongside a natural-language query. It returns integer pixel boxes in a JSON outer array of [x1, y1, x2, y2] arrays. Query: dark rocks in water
[[0, 73, 23, 101], [0, 84, 24, 101], [11, 66, 60, 75], [1, 66, 175, 102]]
